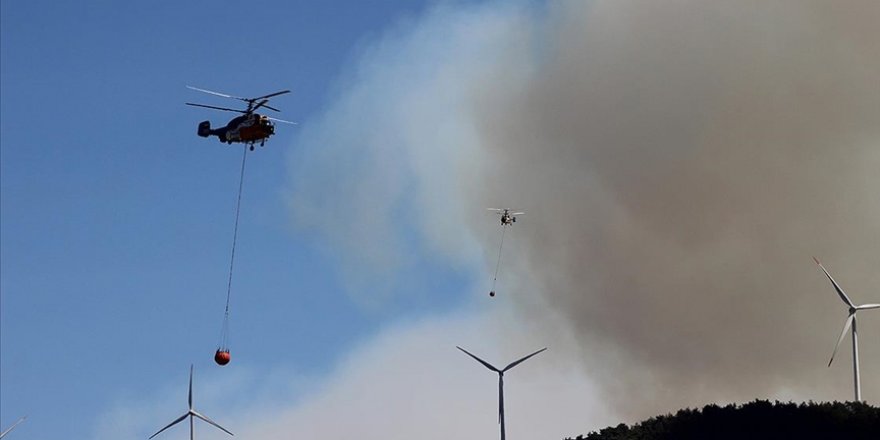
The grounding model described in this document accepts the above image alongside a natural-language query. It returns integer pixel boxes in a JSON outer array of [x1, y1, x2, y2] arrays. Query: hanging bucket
[[214, 349, 231, 366]]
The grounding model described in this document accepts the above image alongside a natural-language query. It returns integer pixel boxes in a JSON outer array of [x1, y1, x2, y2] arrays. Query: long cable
[[220, 147, 248, 348], [491, 225, 507, 292]]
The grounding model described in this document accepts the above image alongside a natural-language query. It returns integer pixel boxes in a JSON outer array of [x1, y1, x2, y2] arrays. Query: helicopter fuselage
[[198, 113, 275, 146]]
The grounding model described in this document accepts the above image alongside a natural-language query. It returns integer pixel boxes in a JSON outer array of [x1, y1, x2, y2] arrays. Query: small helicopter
[[487, 208, 524, 297], [488, 208, 524, 226], [186, 86, 296, 150]]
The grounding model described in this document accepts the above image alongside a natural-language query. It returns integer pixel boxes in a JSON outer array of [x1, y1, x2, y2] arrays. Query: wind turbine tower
[[814, 258, 880, 401], [149, 365, 233, 440], [457, 346, 546, 440]]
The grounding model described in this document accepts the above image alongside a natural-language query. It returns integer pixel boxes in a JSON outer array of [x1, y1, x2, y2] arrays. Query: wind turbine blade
[[0, 416, 27, 439], [502, 347, 547, 372], [829, 314, 855, 367], [191, 411, 234, 436], [813, 257, 855, 308], [148, 413, 188, 439], [487, 208, 503, 212], [457, 346, 500, 372], [856, 304, 880, 310], [188, 365, 193, 410]]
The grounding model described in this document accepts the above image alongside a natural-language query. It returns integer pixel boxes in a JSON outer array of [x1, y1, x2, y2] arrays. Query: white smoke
[[92, 308, 614, 439], [287, 0, 880, 419], [94, 2, 880, 438]]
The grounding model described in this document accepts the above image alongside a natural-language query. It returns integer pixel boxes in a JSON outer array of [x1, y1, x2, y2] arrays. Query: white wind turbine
[[457, 346, 546, 440], [814, 257, 880, 401], [149, 365, 233, 440]]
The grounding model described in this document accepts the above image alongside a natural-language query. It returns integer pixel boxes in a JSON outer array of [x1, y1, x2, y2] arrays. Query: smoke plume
[[289, 0, 880, 422]]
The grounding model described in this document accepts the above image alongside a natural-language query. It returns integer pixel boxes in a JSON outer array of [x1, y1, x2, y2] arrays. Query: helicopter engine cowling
[[197, 121, 212, 137]]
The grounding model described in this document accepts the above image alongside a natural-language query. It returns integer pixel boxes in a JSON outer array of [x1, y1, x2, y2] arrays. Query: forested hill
[[569, 400, 879, 440]]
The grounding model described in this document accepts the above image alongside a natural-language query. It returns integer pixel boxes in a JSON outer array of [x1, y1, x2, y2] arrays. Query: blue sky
[[1, 1, 490, 438]]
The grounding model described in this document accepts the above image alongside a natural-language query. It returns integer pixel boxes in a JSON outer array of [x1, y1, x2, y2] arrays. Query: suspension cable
[[491, 225, 507, 292], [220, 147, 248, 346]]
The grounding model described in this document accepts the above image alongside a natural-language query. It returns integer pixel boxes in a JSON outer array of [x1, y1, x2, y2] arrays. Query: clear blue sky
[[1, 1, 483, 438]]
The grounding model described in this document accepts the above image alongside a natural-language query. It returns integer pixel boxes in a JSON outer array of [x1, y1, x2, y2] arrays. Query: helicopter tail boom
[[197, 121, 231, 143]]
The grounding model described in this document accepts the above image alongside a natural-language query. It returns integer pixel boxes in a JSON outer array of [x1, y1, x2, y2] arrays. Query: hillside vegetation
[[569, 400, 879, 440]]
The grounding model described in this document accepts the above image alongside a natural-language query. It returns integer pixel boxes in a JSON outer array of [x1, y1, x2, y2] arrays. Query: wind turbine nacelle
[[512, 217, 516, 223]]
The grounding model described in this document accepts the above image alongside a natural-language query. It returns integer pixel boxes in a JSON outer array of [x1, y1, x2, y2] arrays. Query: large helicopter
[[186, 86, 296, 150], [488, 208, 524, 226]]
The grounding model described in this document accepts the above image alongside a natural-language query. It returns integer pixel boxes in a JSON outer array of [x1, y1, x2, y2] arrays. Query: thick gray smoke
[[472, 0, 880, 417], [289, 0, 880, 422]]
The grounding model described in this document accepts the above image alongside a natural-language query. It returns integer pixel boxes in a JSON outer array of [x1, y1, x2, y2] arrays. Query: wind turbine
[[0, 416, 26, 439], [149, 365, 233, 440], [457, 346, 546, 440], [814, 257, 880, 401]]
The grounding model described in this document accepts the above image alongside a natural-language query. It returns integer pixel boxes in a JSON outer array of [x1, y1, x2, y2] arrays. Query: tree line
[[569, 400, 880, 440]]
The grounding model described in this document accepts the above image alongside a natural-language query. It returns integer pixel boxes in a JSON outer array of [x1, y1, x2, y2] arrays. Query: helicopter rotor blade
[[186, 103, 247, 114], [252, 100, 282, 113], [187, 86, 290, 116], [186, 86, 246, 101], [188, 86, 290, 106], [266, 116, 298, 125], [252, 100, 269, 111], [254, 90, 291, 101]]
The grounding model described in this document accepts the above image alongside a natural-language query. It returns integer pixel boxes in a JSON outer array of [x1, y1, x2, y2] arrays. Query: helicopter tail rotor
[[198, 121, 212, 138]]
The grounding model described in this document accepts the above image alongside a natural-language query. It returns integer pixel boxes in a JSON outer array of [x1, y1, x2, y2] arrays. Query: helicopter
[[488, 208, 524, 226], [186, 86, 296, 150], [487, 208, 524, 297]]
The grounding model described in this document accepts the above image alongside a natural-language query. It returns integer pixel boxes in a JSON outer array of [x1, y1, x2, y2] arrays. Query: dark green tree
[[568, 400, 880, 440]]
